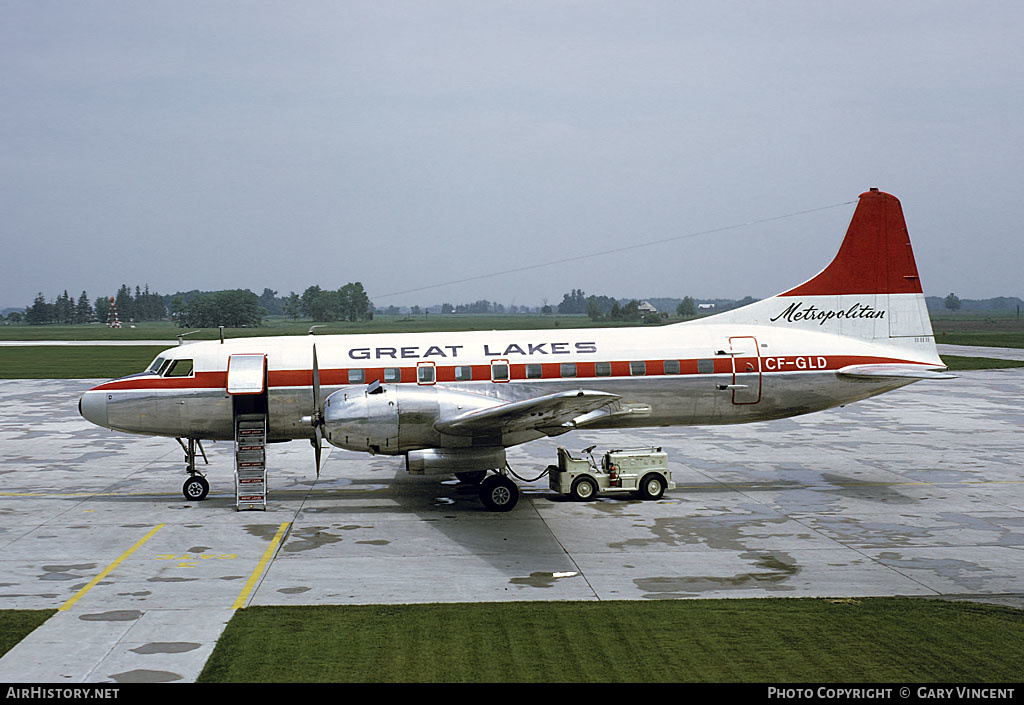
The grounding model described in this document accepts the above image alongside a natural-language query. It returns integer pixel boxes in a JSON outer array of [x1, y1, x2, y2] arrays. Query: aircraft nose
[[79, 390, 108, 428]]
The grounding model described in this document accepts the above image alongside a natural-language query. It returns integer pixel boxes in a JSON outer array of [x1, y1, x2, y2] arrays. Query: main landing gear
[[177, 437, 209, 501], [478, 473, 519, 512], [456, 469, 520, 512]]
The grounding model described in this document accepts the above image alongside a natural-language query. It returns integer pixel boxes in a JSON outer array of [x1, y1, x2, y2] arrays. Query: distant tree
[[541, 304, 553, 315], [169, 296, 186, 322], [557, 289, 588, 315], [620, 299, 641, 321], [259, 288, 283, 316], [54, 290, 73, 324], [676, 296, 696, 317], [340, 282, 372, 321], [94, 296, 111, 324], [115, 284, 134, 322], [441, 303, 454, 314], [26, 293, 55, 325], [178, 290, 262, 328], [945, 292, 962, 311], [283, 292, 301, 319], [74, 291, 93, 324]]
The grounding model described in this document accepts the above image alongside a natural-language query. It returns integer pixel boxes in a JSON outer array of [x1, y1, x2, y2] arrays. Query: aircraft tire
[[182, 475, 210, 501], [638, 473, 665, 501], [570, 476, 598, 501], [479, 475, 518, 512]]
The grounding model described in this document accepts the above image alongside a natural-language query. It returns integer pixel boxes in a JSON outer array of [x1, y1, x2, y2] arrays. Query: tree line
[[13, 282, 374, 328], [19, 284, 168, 326]]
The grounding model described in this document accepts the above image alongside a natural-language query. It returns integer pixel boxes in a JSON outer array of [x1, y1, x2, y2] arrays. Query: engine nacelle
[[405, 447, 507, 476], [322, 384, 497, 454]]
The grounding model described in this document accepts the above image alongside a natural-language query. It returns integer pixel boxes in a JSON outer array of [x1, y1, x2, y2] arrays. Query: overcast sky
[[2, 1, 1022, 311]]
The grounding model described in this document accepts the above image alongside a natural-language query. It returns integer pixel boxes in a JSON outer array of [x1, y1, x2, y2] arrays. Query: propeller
[[310, 343, 325, 477]]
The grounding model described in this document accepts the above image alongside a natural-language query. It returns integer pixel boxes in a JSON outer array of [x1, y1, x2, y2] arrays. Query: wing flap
[[837, 364, 955, 380], [434, 390, 620, 436]]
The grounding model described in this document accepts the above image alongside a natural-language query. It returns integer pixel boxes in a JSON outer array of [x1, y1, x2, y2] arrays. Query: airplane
[[79, 188, 952, 511]]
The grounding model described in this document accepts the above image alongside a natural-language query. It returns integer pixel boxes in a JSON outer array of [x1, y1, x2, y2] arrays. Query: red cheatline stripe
[[90, 354, 927, 392]]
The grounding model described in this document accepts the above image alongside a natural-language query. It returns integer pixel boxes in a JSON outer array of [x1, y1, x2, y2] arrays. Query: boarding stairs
[[235, 413, 268, 511]]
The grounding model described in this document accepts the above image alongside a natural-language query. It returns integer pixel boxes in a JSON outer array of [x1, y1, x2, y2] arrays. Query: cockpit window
[[147, 356, 167, 374], [164, 359, 194, 377]]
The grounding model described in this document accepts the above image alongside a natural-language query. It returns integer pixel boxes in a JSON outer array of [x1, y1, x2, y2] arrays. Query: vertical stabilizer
[[695, 189, 939, 359]]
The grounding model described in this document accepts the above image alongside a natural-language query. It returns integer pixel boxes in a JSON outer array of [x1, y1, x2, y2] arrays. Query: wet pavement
[[0, 366, 1021, 682]]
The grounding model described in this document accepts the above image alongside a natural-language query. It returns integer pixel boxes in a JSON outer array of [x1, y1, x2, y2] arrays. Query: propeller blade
[[312, 428, 323, 478], [311, 343, 325, 477], [312, 343, 323, 417]]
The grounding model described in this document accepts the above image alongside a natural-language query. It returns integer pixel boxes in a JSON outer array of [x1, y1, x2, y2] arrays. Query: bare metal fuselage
[[86, 321, 921, 454]]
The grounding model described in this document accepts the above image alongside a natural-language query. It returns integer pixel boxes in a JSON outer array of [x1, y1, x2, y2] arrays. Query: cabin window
[[664, 360, 680, 375], [525, 364, 542, 379], [698, 359, 714, 374], [417, 364, 435, 385], [491, 362, 510, 382], [348, 369, 365, 384], [560, 363, 577, 378], [164, 359, 194, 377], [630, 361, 646, 376], [595, 362, 611, 377], [455, 366, 473, 381], [384, 368, 401, 383]]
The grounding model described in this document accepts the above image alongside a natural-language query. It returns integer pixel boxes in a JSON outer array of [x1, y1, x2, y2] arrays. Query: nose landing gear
[[177, 437, 209, 501]]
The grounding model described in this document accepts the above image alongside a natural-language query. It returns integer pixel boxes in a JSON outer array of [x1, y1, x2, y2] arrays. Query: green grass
[[931, 313, 1024, 349], [0, 610, 55, 657], [941, 355, 1024, 371], [197, 599, 1024, 683], [0, 346, 166, 378], [0, 315, 672, 341]]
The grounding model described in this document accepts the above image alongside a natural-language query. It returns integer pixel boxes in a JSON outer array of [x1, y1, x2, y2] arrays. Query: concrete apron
[[1, 362, 1023, 682]]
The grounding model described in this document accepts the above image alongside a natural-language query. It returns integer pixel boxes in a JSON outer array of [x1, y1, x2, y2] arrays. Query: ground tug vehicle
[[547, 446, 676, 501]]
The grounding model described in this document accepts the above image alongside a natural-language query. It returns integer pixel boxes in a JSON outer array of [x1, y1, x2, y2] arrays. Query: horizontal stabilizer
[[836, 364, 955, 380], [434, 390, 619, 436]]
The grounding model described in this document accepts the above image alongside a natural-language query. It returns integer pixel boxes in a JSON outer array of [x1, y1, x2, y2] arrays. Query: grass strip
[[197, 598, 1024, 683], [940, 355, 1024, 371], [0, 610, 56, 658], [0, 346, 166, 378]]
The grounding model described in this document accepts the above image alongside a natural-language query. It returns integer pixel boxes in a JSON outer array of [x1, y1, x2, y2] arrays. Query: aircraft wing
[[836, 364, 956, 380], [434, 389, 620, 437]]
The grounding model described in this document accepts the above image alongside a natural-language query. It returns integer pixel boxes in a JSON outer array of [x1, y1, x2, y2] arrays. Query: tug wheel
[[570, 476, 598, 501], [638, 473, 665, 501]]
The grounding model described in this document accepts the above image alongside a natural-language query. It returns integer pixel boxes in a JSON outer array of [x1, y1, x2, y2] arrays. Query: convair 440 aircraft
[[80, 189, 951, 511]]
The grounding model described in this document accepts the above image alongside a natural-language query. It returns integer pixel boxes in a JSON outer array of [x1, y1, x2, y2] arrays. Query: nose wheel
[[183, 475, 209, 501]]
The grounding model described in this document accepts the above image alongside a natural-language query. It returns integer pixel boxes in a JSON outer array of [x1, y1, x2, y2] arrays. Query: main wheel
[[570, 476, 598, 501], [479, 475, 519, 512], [638, 473, 666, 500], [182, 475, 209, 501]]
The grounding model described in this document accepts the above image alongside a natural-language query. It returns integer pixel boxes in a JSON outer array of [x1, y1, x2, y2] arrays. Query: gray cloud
[[2, 1, 1021, 310]]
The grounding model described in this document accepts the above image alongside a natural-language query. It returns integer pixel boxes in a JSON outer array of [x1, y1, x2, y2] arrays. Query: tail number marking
[[764, 356, 829, 371]]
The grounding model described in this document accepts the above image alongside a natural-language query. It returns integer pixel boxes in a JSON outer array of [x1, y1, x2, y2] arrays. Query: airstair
[[235, 413, 268, 511]]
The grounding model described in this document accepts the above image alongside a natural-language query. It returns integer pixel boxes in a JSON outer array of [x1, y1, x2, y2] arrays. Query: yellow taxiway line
[[58, 524, 166, 612], [232, 522, 291, 610]]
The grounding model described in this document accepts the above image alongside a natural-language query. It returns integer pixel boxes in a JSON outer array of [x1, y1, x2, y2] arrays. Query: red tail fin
[[780, 189, 922, 297]]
